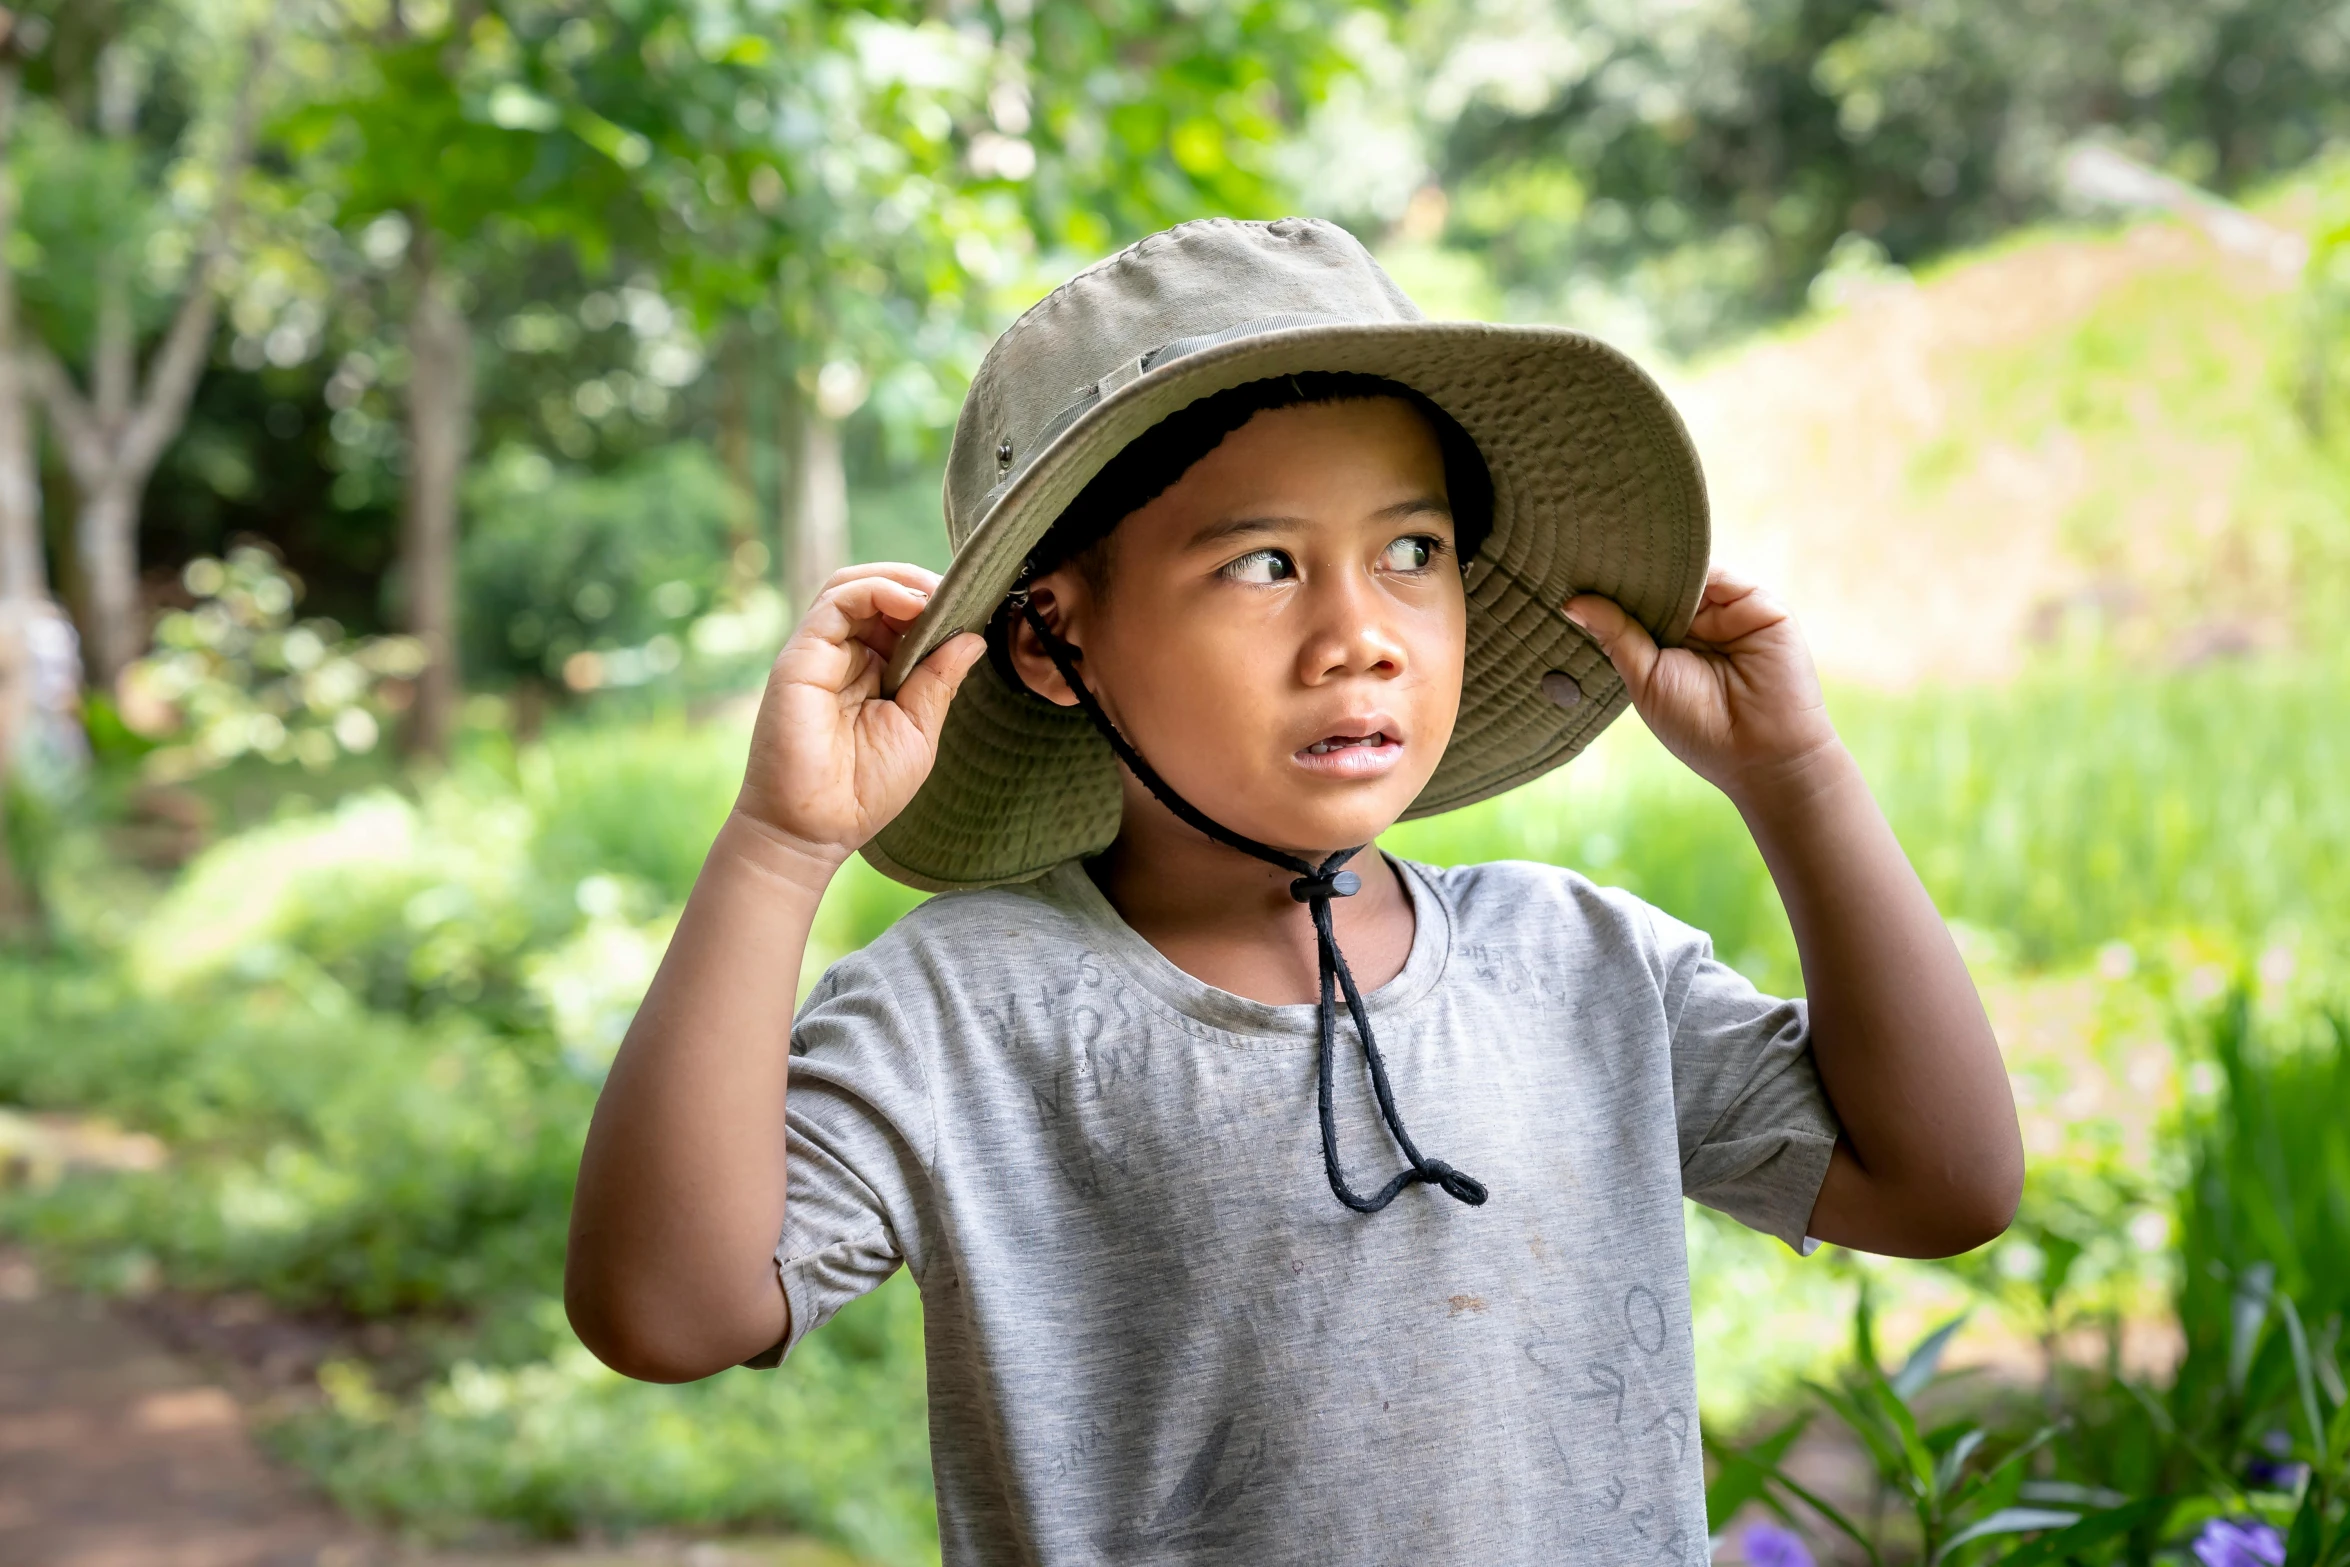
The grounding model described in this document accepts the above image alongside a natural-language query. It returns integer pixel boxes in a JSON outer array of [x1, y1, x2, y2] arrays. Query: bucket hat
[[865, 215, 1710, 892]]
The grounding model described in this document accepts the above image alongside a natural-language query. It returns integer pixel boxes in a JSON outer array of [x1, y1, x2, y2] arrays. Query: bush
[[461, 444, 748, 692], [283, 1279, 937, 1563]]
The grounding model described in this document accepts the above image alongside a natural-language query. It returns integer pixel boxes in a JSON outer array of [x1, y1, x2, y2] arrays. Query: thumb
[[892, 632, 987, 747], [1564, 594, 1661, 700]]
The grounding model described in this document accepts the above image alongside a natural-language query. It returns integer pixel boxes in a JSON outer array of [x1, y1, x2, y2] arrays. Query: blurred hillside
[[1677, 184, 2349, 688]]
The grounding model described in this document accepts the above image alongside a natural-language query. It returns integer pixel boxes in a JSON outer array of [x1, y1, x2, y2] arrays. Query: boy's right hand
[[732, 563, 986, 876]]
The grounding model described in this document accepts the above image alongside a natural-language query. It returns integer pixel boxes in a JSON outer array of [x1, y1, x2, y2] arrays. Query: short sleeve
[[751, 951, 938, 1367], [1652, 908, 1841, 1252]]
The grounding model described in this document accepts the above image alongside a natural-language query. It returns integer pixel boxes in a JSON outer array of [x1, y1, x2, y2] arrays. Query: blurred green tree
[[278, 0, 1357, 755], [1399, 0, 2350, 348], [4, 0, 279, 687]]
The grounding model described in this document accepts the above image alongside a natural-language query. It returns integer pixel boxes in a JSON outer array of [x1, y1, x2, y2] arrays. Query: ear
[[1005, 570, 1086, 708]]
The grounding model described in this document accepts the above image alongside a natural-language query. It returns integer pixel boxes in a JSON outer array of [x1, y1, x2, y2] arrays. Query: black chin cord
[[1017, 597, 1487, 1215]]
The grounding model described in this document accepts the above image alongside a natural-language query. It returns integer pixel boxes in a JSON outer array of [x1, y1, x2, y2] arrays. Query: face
[[1013, 397, 1467, 856]]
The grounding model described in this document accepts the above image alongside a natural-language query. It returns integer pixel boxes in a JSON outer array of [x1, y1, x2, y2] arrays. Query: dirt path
[[0, 1249, 856, 1567], [0, 1251, 368, 1567]]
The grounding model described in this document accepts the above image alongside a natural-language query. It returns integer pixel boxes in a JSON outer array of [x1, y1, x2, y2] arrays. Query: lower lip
[[1291, 737, 1405, 779]]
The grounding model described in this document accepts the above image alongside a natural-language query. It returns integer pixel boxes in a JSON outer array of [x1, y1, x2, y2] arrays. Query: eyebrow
[[1183, 495, 1454, 552]]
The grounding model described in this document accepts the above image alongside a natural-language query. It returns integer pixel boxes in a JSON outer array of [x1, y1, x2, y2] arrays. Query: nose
[[1294, 563, 1407, 686]]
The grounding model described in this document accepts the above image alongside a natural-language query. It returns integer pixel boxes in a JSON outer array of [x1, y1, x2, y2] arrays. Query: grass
[[1392, 657, 2350, 992]]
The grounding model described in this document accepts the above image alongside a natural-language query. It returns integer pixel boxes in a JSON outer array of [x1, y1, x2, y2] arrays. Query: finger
[[1688, 575, 1792, 647], [819, 561, 941, 600], [1563, 594, 1661, 699], [807, 574, 933, 649], [891, 632, 987, 748], [779, 579, 932, 697], [1701, 561, 1763, 601]]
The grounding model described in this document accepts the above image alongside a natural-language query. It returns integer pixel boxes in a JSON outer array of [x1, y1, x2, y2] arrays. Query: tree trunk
[[26, 24, 271, 693], [0, 59, 45, 609], [399, 248, 473, 761], [716, 325, 757, 555], [72, 475, 140, 686], [788, 408, 849, 611], [0, 347, 41, 605], [774, 371, 803, 599], [0, 58, 39, 933], [73, 44, 140, 689], [0, 601, 29, 932]]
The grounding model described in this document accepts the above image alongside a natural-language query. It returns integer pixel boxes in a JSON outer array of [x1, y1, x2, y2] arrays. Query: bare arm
[[565, 565, 984, 1382], [1568, 569, 2022, 1259]]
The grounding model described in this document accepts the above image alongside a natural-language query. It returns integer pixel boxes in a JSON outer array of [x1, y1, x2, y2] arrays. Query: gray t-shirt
[[770, 856, 1838, 1566]]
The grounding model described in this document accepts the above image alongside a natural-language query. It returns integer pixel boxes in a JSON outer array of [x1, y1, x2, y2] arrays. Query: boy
[[565, 218, 2022, 1563]]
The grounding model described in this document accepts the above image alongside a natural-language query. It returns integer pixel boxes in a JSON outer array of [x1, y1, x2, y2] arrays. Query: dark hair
[[987, 372, 1493, 693]]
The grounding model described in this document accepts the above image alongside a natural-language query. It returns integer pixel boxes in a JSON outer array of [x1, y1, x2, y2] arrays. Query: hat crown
[[944, 217, 1423, 548]]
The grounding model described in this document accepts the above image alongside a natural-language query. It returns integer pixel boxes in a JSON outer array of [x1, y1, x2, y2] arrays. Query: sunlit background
[[1, 1, 2347, 1564]]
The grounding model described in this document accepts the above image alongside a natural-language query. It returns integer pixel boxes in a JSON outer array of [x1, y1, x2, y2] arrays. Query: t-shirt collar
[[1037, 852, 1454, 1045]]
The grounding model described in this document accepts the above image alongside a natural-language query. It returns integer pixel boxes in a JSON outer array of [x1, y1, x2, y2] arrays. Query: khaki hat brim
[[865, 319, 1708, 892]]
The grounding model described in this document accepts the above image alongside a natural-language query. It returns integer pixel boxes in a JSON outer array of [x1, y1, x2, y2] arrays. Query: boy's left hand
[[1565, 566, 1839, 802]]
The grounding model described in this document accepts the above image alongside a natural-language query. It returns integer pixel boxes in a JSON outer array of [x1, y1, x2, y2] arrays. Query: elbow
[[562, 1253, 782, 1384], [562, 1269, 733, 1385], [1930, 1190, 2018, 1259], [1923, 1144, 2025, 1259], [565, 1290, 729, 1384]]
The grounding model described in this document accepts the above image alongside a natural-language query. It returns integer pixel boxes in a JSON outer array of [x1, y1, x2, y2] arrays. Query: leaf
[[1989, 1498, 2172, 1567], [1868, 1376, 1939, 1502], [1856, 1287, 1884, 1381], [1896, 1314, 1973, 1400], [1935, 1428, 1989, 1502], [1889, 1315, 1983, 1400], [2314, 1313, 2348, 1409], [2280, 1295, 2332, 1467], [2231, 1261, 2277, 1397], [2122, 1380, 2245, 1505], [2018, 1481, 2130, 1508], [1934, 1507, 2081, 1561], [1707, 1415, 1811, 1535], [1808, 1377, 1907, 1486], [1765, 1464, 1888, 1567], [2284, 1477, 2324, 1567], [1963, 1424, 2064, 1509]]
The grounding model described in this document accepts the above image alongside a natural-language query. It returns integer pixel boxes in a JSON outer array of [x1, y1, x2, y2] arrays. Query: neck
[[1087, 780, 1414, 1006]]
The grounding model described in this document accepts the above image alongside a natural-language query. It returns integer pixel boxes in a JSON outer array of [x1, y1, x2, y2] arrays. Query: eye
[[1379, 534, 1444, 573], [1219, 548, 1297, 584]]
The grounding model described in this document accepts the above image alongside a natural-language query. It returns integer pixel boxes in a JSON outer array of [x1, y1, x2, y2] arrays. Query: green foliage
[[281, 1280, 936, 1563], [1715, 993, 2350, 1566], [0, 958, 586, 1313], [0, 712, 941, 1554], [1712, 1298, 2098, 1565], [1393, 661, 2350, 990], [5, 96, 168, 355], [1419, 0, 2350, 346], [2306, 161, 2350, 447], [460, 444, 742, 690], [2170, 999, 2350, 1480], [119, 547, 425, 781]]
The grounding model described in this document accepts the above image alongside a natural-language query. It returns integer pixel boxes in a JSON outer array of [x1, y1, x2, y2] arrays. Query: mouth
[[1303, 731, 1393, 756], [1292, 723, 1406, 778]]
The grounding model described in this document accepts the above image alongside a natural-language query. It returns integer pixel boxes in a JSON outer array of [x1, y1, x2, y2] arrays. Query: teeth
[[1307, 734, 1383, 755]]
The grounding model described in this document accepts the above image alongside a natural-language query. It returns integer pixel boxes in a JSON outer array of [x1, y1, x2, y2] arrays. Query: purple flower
[[2192, 1517, 2287, 1567], [2245, 1430, 2307, 1490], [2243, 1456, 2308, 1490], [1739, 1522, 1816, 1567]]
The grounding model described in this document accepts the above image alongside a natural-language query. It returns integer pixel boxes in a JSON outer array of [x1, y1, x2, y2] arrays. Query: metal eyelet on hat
[[1540, 671, 1583, 709], [996, 439, 1014, 469]]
